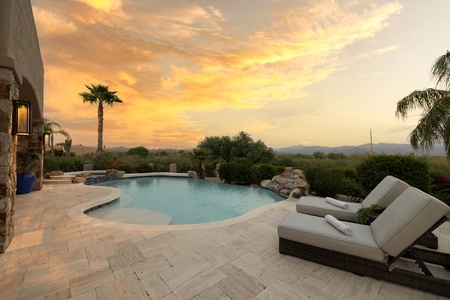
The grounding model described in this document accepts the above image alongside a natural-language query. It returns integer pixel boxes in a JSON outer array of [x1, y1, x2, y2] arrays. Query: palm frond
[[431, 50, 450, 89], [395, 89, 449, 119], [407, 96, 450, 152]]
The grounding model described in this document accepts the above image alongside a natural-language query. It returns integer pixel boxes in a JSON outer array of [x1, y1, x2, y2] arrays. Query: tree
[[395, 51, 450, 161], [43, 118, 70, 151], [79, 84, 123, 169], [127, 146, 149, 157], [197, 131, 274, 164], [189, 148, 211, 179]]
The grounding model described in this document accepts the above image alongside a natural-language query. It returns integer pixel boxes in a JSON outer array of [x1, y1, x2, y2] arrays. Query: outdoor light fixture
[[12, 100, 32, 136]]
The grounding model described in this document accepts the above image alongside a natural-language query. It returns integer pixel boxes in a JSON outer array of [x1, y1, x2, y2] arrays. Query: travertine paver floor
[[0, 183, 449, 300]]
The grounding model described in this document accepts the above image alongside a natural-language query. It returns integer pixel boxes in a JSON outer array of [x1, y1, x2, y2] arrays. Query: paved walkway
[[0, 183, 449, 299]]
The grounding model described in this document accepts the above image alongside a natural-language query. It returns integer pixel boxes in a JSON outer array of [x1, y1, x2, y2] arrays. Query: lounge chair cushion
[[361, 175, 410, 208], [371, 187, 450, 257], [296, 176, 409, 222], [296, 197, 362, 222], [278, 212, 386, 262]]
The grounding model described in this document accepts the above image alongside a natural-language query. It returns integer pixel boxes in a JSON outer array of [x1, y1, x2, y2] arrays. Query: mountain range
[[275, 143, 446, 156]]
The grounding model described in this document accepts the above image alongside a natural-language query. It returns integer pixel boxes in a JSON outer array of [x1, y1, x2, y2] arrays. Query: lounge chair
[[278, 186, 450, 297], [296, 175, 409, 222]]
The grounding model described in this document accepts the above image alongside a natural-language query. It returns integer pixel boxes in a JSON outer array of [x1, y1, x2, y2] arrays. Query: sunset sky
[[30, 0, 450, 150]]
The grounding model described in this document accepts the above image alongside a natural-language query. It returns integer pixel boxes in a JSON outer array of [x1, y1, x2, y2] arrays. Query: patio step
[[43, 175, 75, 184]]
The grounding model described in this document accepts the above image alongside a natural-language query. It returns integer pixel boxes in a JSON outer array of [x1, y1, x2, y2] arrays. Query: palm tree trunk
[[96, 102, 104, 169]]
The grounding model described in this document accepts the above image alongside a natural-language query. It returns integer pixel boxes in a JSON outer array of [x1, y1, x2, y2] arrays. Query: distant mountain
[[275, 143, 446, 156]]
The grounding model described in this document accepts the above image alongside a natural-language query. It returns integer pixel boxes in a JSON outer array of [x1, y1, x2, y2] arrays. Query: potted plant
[[356, 204, 386, 224], [16, 151, 38, 194]]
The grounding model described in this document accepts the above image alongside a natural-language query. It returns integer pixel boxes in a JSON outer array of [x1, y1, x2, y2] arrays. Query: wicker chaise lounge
[[296, 175, 409, 222], [278, 186, 450, 297]]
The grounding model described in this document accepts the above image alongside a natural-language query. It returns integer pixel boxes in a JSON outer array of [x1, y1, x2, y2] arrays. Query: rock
[[50, 171, 64, 176], [116, 171, 125, 179], [72, 176, 85, 183], [187, 171, 197, 178], [260, 180, 271, 188], [261, 167, 310, 198]]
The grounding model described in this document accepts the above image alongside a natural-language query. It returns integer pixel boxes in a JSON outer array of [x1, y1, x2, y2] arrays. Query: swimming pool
[[87, 176, 284, 225]]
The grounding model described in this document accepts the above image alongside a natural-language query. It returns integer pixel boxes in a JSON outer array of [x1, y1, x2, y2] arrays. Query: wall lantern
[[12, 100, 32, 136]]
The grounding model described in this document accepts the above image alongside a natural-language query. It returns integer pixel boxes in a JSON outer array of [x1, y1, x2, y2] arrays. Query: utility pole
[[370, 129, 373, 155]]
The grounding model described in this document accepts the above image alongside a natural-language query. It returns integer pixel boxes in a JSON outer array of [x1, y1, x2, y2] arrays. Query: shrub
[[218, 162, 232, 183], [218, 160, 253, 185], [252, 164, 277, 184], [127, 146, 149, 157], [304, 164, 343, 197], [356, 154, 431, 194], [44, 154, 91, 173], [339, 177, 365, 198]]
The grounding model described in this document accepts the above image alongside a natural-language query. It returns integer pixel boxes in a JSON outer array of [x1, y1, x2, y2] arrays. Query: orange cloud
[[31, 0, 403, 149]]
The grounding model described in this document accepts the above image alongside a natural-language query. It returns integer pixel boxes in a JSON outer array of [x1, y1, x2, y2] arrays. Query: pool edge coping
[[67, 177, 294, 231]]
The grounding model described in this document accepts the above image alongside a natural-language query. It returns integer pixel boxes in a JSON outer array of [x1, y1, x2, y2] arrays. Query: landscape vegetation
[[42, 51, 450, 206]]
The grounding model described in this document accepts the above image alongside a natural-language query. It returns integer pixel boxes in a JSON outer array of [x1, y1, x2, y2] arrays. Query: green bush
[[126, 146, 149, 157], [44, 154, 91, 173], [135, 163, 154, 173], [218, 162, 232, 183], [252, 164, 277, 184], [218, 160, 253, 185], [339, 177, 365, 198], [204, 163, 216, 177], [356, 154, 431, 194], [304, 165, 343, 197]]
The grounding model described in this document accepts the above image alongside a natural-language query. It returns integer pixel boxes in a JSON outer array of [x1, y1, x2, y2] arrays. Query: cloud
[[31, 0, 404, 148]]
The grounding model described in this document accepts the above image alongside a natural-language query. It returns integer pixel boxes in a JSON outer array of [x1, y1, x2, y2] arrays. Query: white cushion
[[361, 175, 409, 208], [278, 212, 386, 262], [296, 196, 361, 222], [371, 187, 450, 257], [296, 176, 409, 222]]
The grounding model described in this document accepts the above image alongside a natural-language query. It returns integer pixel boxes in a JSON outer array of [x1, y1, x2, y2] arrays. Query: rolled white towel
[[325, 197, 349, 210], [325, 214, 353, 236]]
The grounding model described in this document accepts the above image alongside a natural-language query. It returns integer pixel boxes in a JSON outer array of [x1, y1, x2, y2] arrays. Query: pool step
[[43, 175, 75, 184]]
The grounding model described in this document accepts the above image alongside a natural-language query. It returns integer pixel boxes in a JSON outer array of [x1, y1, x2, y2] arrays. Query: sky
[[30, 0, 450, 150]]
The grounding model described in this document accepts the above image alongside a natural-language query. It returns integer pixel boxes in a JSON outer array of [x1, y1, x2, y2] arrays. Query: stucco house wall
[[0, 0, 44, 252]]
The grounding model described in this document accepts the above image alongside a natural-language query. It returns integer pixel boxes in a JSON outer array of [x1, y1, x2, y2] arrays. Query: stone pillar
[[17, 119, 44, 191], [169, 163, 177, 173], [0, 68, 18, 253]]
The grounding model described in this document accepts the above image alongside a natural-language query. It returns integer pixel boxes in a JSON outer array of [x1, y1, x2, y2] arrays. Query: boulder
[[187, 170, 197, 178], [261, 167, 310, 198], [50, 171, 64, 176], [72, 176, 85, 183]]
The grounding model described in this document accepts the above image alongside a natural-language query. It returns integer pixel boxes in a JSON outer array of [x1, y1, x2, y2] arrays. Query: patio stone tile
[[159, 250, 206, 282], [18, 274, 70, 299], [140, 273, 172, 300], [131, 254, 172, 280], [68, 289, 97, 300], [70, 268, 115, 298], [165, 262, 226, 300], [216, 263, 266, 300], [256, 279, 309, 300], [1, 184, 448, 300], [194, 239, 237, 267], [379, 281, 439, 300], [302, 264, 338, 288], [191, 285, 231, 300], [94, 276, 149, 300]]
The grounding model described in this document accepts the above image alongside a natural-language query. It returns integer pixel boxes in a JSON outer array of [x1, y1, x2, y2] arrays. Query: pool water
[[88, 176, 284, 224]]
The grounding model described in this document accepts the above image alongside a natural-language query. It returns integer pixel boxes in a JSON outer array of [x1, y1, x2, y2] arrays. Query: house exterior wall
[[0, 0, 44, 252]]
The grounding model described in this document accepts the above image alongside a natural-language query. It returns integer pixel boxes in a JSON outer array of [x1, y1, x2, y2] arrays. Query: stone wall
[[17, 120, 44, 191], [0, 68, 18, 252]]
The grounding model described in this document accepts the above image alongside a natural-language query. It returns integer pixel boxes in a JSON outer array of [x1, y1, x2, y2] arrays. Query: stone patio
[[0, 183, 449, 299]]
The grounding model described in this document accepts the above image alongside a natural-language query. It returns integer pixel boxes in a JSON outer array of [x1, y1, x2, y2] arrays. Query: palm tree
[[395, 51, 450, 161], [43, 118, 70, 151], [79, 84, 123, 169]]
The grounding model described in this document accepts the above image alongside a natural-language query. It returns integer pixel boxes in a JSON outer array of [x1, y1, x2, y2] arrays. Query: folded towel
[[325, 197, 349, 209], [325, 214, 353, 236]]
